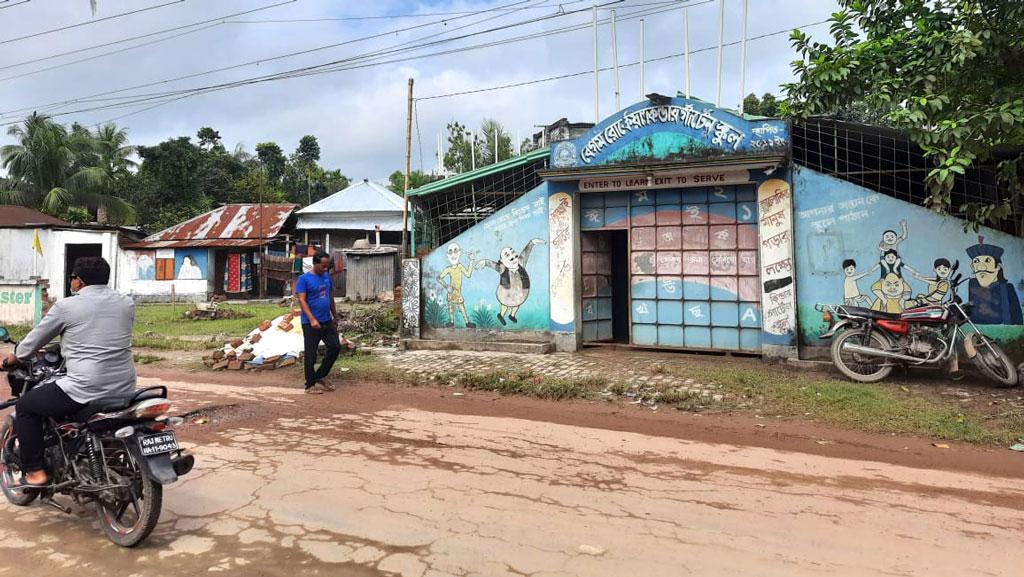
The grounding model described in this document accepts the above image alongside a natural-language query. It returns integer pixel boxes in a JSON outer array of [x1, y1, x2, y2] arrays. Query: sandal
[[316, 379, 336, 392], [11, 476, 49, 491], [304, 386, 323, 395]]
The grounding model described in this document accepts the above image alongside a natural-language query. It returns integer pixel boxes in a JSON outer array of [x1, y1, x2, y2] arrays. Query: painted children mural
[[966, 237, 1022, 325], [476, 238, 546, 325], [871, 273, 912, 313], [905, 258, 956, 307], [878, 220, 908, 254], [438, 242, 476, 328], [842, 259, 878, 306]]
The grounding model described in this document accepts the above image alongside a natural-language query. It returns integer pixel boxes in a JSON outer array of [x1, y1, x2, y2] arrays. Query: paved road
[[0, 375, 1021, 577]]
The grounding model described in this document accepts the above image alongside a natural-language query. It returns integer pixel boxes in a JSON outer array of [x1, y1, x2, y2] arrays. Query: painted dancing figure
[[477, 239, 546, 325]]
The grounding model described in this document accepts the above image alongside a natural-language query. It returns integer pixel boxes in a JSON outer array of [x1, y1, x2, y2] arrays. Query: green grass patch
[[133, 352, 163, 365], [134, 303, 290, 339], [440, 370, 606, 401], [675, 365, 1023, 445]]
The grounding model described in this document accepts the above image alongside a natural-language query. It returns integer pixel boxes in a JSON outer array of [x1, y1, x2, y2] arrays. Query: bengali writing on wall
[[757, 179, 797, 338]]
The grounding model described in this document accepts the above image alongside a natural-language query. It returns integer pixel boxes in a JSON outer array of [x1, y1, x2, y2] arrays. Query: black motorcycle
[[0, 326, 193, 547]]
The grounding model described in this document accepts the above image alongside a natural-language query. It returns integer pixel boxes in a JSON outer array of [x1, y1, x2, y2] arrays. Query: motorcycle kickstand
[[41, 496, 72, 514]]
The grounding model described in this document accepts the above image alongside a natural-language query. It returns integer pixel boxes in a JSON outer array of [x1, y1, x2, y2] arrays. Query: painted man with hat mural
[[965, 236, 1023, 325]]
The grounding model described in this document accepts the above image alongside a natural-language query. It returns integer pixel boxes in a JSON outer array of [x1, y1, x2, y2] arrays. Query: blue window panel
[[605, 191, 629, 207], [605, 206, 628, 227], [581, 194, 604, 208], [633, 324, 658, 345], [597, 298, 613, 320], [709, 202, 736, 221], [581, 207, 605, 229], [736, 201, 758, 224], [683, 301, 710, 325], [582, 300, 598, 321], [632, 299, 658, 324], [684, 326, 711, 347], [631, 277, 656, 299], [657, 301, 683, 324], [681, 187, 707, 203], [631, 205, 656, 226], [631, 190, 655, 205], [736, 184, 756, 202], [708, 186, 736, 203], [739, 303, 762, 328], [597, 320, 614, 341], [657, 277, 683, 300], [740, 328, 762, 351], [656, 189, 681, 204], [711, 302, 739, 326], [658, 325, 685, 347], [683, 278, 710, 300], [583, 322, 598, 341], [597, 279, 613, 297], [712, 327, 740, 349]]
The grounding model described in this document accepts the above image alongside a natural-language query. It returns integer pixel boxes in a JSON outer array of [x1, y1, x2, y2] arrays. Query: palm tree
[[93, 123, 137, 177], [0, 113, 135, 222]]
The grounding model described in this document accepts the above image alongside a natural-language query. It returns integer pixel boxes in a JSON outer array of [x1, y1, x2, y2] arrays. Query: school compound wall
[[418, 182, 578, 349], [792, 166, 1024, 361]]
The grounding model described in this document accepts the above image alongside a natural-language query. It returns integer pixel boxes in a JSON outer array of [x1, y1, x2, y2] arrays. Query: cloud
[[0, 0, 840, 181]]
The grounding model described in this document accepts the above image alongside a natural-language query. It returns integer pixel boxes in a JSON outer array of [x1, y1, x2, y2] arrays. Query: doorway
[[64, 243, 102, 296], [581, 230, 629, 343]]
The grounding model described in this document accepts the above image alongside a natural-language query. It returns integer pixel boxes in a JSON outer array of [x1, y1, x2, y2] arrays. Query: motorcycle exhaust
[[840, 342, 934, 364]]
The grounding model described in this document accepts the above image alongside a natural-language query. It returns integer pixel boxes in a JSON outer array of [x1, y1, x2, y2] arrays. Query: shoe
[[497, 313, 506, 326], [11, 475, 49, 491], [466, 322, 477, 328], [316, 379, 336, 392], [304, 386, 323, 395], [445, 322, 454, 328], [509, 314, 518, 323]]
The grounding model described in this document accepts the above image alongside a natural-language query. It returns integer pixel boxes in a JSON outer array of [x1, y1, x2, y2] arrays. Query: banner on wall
[[757, 178, 797, 345], [578, 168, 752, 192]]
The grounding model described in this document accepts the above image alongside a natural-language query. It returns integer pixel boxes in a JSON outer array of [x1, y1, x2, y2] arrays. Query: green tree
[[132, 136, 209, 231], [197, 127, 223, 151], [443, 122, 474, 173], [387, 170, 436, 195], [783, 0, 1024, 227], [295, 135, 320, 165], [255, 142, 286, 184], [0, 113, 134, 222], [742, 93, 780, 117]]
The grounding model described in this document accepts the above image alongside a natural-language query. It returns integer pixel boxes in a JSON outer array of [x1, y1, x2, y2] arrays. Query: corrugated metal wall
[[343, 252, 398, 300]]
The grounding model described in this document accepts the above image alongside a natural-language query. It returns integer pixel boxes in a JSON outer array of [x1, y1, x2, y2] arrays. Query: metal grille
[[792, 118, 1021, 236], [411, 156, 547, 252]]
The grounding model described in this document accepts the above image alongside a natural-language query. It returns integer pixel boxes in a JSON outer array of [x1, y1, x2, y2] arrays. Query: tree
[[742, 93, 780, 117], [295, 135, 320, 166], [443, 122, 474, 173], [197, 127, 222, 151], [255, 142, 286, 184], [442, 119, 515, 173], [132, 137, 209, 231], [387, 170, 436, 195], [783, 0, 1024, 227], [0, 113, 135, 222], [478, 118, 514, 166]]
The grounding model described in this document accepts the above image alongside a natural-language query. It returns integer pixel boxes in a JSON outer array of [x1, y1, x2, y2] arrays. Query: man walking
[[295, 252, 342, 394]]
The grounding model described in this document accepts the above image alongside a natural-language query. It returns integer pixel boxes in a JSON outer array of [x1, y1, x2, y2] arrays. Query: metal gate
[[581, 185, 762, 352]]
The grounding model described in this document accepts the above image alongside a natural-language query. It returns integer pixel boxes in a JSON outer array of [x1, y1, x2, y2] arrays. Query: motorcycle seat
[[837, 306, 902, 321], [72, 388, 166, 422]]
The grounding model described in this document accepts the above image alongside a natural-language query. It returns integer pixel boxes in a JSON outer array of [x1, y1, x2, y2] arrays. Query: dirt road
[[0, 368, 1022, 577]]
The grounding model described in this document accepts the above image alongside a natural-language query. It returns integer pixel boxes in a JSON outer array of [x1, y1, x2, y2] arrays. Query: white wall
[[0, 228, 124, 300], [118, 247, 215, 301]]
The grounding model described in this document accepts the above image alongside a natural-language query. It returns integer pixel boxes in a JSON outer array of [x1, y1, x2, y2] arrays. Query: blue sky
[[0, 0, 840, 181]]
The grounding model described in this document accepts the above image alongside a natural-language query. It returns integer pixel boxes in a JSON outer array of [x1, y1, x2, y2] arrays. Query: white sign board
[[578, 168, 751, 192]]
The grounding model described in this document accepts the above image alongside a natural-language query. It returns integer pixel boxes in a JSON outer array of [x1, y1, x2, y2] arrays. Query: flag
[[32, 230, 42, 256]]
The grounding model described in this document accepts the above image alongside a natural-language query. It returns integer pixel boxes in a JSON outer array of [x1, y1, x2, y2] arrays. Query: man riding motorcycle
[[1, 257, 135, 489]]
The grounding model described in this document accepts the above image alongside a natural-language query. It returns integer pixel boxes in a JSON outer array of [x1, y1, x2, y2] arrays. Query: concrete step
[[401, 339, 554, 355]]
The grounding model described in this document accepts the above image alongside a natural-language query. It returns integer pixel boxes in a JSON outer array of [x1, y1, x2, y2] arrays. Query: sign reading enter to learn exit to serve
[[578, 168, 750, 192]]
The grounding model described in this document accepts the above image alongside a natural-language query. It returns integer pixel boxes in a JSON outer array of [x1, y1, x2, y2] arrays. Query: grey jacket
[[15, 285, 136, 403]]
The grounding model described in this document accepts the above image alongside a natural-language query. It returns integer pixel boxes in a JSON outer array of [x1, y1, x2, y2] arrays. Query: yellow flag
[[32, 230, 43, 255]]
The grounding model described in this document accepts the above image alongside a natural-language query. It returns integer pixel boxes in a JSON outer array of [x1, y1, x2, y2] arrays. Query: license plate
[[138, 432, 179, 456]]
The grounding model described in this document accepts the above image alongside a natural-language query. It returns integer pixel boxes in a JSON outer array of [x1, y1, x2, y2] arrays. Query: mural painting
[[174, 248, 208, 280], [128, 250, 156, 281], [757, 178, 797, 348], [400, 258, 421, 338], [420, 184, 551, 332], [548, 190, 575, 330], [793, 166, 1024, 358]]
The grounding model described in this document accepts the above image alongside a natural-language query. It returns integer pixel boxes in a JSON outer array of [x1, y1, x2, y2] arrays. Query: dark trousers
[[302, 322, 342, 389], [15, 383, 84, 472]]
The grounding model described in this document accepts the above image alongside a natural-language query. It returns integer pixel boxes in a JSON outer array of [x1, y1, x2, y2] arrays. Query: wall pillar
[[756, 177, 799, 360]]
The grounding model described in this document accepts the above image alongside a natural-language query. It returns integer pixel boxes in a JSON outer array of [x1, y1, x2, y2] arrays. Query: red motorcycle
[[817, 271, 1019, 386]]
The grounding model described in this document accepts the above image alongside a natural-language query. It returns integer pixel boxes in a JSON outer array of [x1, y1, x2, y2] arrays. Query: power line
[[0, 0, 30, 10], [0, 0, 187, 46], [0, 0, 297, 75]]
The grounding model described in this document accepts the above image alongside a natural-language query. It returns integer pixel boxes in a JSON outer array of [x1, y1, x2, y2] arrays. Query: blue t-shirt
[[295, 272, 333, 325]]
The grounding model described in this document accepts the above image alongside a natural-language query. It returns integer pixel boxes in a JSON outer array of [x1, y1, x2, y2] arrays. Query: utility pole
[[611, 9, 620, 110], [639, 18, 645, 100], [716, 0, 725, 107], [592, 5, 599, 123], [684, 7, 691, 98], [401, 78, 413, 258], [738, 0, 749, 114]]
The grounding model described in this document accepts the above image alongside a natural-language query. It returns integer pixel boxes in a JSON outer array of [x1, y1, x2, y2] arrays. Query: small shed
[[340, 247, 399, 301], [295, 179, 406, 251]]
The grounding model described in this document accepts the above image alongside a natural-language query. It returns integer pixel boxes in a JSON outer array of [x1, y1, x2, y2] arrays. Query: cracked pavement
[[0, 373, 1022, 577]]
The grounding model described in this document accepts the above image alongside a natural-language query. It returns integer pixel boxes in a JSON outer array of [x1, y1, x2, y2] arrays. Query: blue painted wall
[[793, 166, 1024, 358], [421, 184, 551, 331]]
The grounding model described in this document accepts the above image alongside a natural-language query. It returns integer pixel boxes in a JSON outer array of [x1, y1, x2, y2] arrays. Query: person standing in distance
[[295, 252, 342, 394]]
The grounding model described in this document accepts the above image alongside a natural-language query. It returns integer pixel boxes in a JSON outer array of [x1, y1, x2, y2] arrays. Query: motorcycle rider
[[1, 257, 135, 488]]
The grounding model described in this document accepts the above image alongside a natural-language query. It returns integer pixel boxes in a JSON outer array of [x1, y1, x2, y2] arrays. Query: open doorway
[[64, 243, 102, 296], [581, 230, 629, 344]]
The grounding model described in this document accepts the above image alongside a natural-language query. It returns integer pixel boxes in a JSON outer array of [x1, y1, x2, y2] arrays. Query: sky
[[0, 0, 841, 183]]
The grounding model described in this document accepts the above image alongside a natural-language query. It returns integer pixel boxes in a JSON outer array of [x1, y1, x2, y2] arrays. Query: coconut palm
[[93, 122, 137, 177], [0, 113, 135, 222]]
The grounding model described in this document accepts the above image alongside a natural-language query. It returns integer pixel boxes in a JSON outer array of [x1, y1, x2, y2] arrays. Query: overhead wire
[[0, 0, 186, 45], [0, 0, 31, 10]]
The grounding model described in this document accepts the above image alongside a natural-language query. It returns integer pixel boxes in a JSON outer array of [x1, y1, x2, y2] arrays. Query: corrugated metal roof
[[0, 206, 67, 227], [406, 148, 550, 197], [296, 213, 405, 231], [296, 179, 403, 215], [125, 238, 269, 249], [137, 204, 296, 244]]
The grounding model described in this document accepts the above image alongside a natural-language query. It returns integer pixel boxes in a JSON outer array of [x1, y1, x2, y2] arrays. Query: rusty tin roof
[[127, 204, 296, 248]]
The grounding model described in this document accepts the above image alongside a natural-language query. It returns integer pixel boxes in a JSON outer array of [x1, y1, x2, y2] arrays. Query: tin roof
[[406, 147, 549, 197], [0, 206, 67, 227], [127, 204, 296, 248], [297, 179, 403, 215]]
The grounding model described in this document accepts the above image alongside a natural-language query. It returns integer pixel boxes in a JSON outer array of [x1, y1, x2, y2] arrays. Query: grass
[[438, 370, 607, 401], [133, 352, 163, 365]]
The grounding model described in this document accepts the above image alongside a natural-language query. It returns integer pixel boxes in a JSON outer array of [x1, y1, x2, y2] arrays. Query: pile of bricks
[[203, 347, 302, 371]]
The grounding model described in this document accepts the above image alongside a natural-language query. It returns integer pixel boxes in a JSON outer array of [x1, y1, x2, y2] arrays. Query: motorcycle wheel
[[0, 415, 37, 506], [95, 440, 163, 547], [970, 333, 1019, 388], [830, 328, 894, 383]]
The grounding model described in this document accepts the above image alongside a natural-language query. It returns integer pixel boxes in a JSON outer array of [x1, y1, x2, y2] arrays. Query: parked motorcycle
[[0, 326, 194, 547], [816, 270, 1019, 387]]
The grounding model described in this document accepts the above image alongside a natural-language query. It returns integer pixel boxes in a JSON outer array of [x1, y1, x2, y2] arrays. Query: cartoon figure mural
[[878, 220, 908, 254], [871, 273, 912, 313], [966, 237, 1022, 325], [905, 258, 956, 307], [842, 259, 878, 306], [476, 239, 546, 325], [438, 243, 477, 328], [871, 249, 909, 309]]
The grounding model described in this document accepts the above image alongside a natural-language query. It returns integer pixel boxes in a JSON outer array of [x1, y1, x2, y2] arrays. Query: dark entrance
[[581, 230, 629, 343], [64, 243, 102, 296]]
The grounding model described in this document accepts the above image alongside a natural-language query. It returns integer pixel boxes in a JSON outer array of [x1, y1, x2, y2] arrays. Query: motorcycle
[[0, 326, 194, 547], [816, 269, 1019, 387]]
